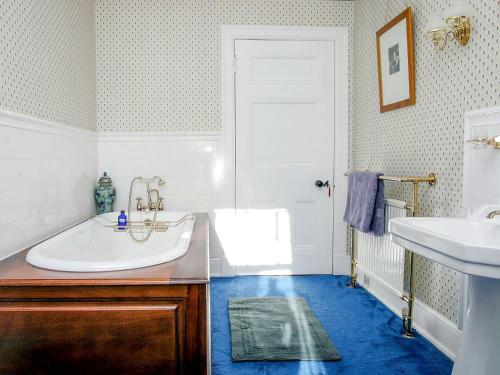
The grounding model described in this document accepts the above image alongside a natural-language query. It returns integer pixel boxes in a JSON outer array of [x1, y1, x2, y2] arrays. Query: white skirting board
[[356, 265, 461, 360]]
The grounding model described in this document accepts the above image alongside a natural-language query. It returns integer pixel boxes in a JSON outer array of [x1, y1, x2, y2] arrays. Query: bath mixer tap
[[136, 197, 145, 211], [127, 176, 166, 243], [147, 185, 161, 211], [131, 176, 166, 212]]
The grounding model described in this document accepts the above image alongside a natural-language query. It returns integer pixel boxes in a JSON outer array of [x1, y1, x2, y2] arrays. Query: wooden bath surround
[[0, 213, 210, 374]]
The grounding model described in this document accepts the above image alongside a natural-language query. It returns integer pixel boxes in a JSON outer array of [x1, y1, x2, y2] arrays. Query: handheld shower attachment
[[140, 177, 155, 184], [127, 176, 166, 242], [140, 176, 165, 185]]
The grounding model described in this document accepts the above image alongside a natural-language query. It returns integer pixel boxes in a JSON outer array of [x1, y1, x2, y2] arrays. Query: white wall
[[0, 112, 97, 260]]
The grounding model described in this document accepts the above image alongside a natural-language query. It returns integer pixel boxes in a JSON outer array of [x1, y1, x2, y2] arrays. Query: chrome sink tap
[[486, 210, 500, 219]]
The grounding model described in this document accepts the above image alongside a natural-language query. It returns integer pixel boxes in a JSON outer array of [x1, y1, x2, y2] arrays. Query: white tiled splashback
[[463, 106, 500, 215], [98, 136, 225, 212], [97, 135, 227, 275], [0, 111, 97, 261]]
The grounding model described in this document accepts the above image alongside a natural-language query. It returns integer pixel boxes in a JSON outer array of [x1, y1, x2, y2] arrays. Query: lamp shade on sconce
[[445, 0, 474, 19], [425, 15, 445, 33]]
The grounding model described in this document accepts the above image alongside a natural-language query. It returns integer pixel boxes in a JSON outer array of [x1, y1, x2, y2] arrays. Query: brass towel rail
[[343, 172, 436, 185], [344, 171, 437, 338]]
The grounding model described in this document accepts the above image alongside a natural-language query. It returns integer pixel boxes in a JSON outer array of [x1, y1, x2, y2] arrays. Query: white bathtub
[[26, 211, 195, 272]]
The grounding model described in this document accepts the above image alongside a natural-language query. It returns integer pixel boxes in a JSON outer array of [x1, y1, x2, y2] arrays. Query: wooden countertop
[[0, 213, 209, 287]]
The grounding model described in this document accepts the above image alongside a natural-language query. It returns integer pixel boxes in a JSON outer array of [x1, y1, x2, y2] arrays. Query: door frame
[[221, 25, 349, 275]]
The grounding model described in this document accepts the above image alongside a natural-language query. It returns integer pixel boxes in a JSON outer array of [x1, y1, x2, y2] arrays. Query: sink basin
[[389, 217, 500, 278], [389, 216, 500, 375]]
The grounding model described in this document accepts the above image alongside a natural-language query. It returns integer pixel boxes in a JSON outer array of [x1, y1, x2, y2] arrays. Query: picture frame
[[376, 7, 415, 113]]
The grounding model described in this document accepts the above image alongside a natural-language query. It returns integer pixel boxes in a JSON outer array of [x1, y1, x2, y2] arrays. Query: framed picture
[[376, 7, 415, 113]]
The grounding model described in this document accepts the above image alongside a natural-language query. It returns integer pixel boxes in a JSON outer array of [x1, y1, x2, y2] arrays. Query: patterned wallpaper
[[0, 0, 96, 130], [351, 0, 500, 322], [96, 0, 353, 133]]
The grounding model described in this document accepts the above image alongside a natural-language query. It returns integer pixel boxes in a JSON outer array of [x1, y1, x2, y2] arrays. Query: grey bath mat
[[229, 297, 341, 361]]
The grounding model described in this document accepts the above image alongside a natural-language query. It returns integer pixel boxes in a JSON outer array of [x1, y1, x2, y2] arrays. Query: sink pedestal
[[452, 276, 500, 375], [389, 215, 500, 375]]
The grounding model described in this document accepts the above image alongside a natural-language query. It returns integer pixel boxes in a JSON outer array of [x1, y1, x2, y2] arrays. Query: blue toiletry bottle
[[118, 210, 127, 230]]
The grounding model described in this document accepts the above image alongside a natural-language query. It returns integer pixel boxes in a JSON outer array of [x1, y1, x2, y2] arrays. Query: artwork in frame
[[376, 7, 415, 113]]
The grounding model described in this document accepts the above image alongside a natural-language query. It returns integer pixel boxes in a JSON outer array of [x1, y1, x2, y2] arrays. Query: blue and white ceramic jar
[[94, 172, 116, 214]]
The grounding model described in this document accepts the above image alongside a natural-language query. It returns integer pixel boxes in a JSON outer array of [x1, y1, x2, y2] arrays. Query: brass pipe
[[348, 225, 357, 288], [400, 173, 437, 186], [401, 181, 420, 338], [402, 251, 416, 338]]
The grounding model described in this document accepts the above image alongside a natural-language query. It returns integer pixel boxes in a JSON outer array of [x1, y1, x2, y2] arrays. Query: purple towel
[[343, 172, 385, 236]]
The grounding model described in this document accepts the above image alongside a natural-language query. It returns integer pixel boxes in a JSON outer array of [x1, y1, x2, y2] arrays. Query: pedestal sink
[[389, 216, 500, 375]]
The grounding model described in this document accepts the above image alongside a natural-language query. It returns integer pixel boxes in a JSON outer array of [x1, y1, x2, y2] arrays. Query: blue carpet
[[210, 275, 453, 375]]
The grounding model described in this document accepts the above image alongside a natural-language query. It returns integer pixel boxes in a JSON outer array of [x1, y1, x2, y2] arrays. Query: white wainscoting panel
[[463, 106, 500, 216], [0, 110, 97, 261], [460, 105, 500, 328]]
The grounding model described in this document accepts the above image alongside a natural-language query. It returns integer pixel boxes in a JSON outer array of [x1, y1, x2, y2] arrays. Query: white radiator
[[356, 199, 407, 294]]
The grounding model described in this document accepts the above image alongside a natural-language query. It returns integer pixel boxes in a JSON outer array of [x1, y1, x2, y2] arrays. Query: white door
[[234, 40, 334, 275]]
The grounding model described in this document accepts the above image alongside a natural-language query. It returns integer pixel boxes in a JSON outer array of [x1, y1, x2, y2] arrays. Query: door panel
[[251, 57, 319, 81], [251, 101, 319, 167], [235, 40, 334, 275], [295, 197, 318, 246]]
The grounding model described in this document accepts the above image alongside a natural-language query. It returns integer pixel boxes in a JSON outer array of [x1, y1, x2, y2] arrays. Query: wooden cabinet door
[[0, 301, 184, 375]]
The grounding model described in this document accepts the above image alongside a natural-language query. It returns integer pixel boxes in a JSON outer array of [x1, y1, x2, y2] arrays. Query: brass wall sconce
[[425, 1, 474, 51]]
